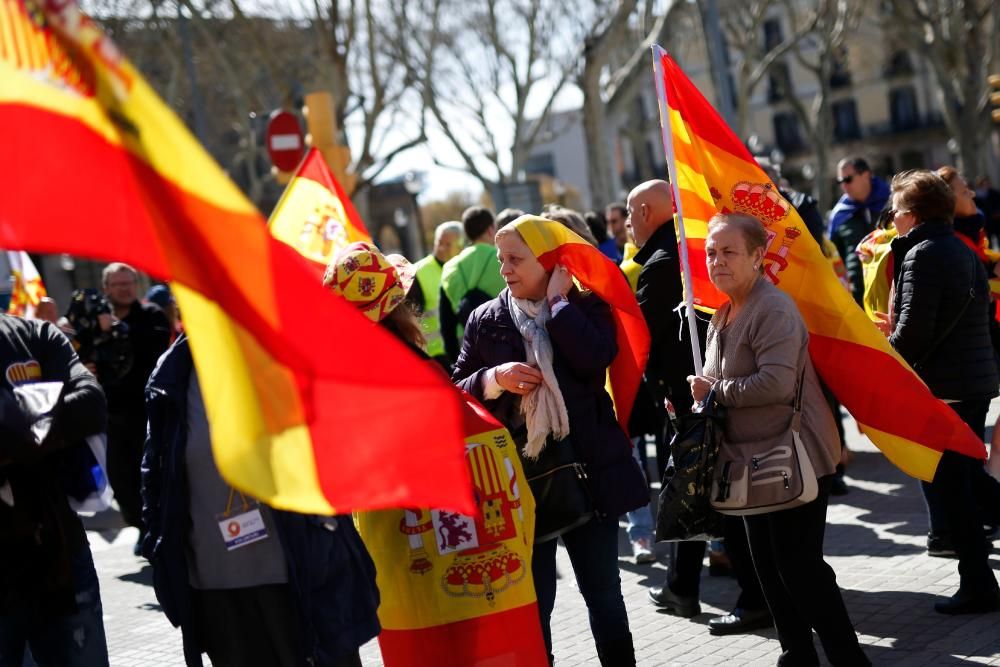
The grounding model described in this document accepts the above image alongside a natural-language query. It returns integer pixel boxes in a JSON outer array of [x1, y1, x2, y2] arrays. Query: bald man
[[627, 181, 771, 635]]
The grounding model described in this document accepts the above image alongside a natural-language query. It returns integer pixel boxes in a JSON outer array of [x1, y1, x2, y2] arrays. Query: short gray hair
[[433, 221, 464, 246], [102, 262, 138, 287]]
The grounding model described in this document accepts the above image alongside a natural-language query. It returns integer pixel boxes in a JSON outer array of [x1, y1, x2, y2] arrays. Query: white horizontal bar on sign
[[270, 134, 302, 151]]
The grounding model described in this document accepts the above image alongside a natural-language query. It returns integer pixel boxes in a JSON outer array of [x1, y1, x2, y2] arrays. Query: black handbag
[[655, 390, 725, 542], [521, 437, 595, 543]]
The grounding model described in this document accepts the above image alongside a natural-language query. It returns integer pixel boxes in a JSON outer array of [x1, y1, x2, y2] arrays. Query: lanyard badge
[[215, 488, 269, 551]]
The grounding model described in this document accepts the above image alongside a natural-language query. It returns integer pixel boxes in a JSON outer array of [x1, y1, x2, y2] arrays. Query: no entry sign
[[265, 110, 305, 172]]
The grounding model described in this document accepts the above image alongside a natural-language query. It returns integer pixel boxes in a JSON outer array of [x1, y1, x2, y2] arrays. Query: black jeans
[[106, 413, 146, 528], [744, 476, 869, 667], [923, 399, 1000, 593], [532, 517, 631, 659]]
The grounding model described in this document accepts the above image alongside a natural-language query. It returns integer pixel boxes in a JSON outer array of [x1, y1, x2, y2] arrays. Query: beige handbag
[[709, 368, 818, 516]]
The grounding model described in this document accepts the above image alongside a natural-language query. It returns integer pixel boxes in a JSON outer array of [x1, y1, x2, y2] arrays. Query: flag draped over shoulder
[[268, 147, 371, 273], [652, 46, 985, 480], [355, 391, 547, 667], [0, 0, 473, 515], [509, 215, 650, 430], [7, 251, 46, 318]]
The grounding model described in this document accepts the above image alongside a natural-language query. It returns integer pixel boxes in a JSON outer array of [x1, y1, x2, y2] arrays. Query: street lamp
[[402, 171, 426, 258]]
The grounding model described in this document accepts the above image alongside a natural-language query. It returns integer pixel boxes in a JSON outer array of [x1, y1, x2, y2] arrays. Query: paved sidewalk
[[87, 408, 1000, 666]]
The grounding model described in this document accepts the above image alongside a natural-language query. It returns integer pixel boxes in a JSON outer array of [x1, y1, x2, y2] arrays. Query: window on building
[[900, 150, 925, 170], [772, 112, 803, 152], [884, 50, 913, 78], [763, 18, 783, 51], [523, 152, 556, 178], [832, 99, 860, 142], [768, 62, 791, 102], [829, 46, 851, 88], [889, 87, 919, 132]]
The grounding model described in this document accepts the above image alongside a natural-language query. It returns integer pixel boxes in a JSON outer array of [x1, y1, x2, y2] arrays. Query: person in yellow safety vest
[[406, 221, 465, 369]]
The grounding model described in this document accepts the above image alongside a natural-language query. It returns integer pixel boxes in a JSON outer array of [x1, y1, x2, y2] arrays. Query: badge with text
[[216, 489, 269, 551]]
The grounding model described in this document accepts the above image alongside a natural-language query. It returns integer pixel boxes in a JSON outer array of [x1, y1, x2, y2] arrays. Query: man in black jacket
[[626, 180, 771, 635], [101, 262, 170, 552], [0, 314, 109, 665]]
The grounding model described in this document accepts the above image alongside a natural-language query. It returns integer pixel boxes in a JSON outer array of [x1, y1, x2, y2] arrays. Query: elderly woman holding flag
[[453, 215, 650, 666], [688, 212, 869, 667]]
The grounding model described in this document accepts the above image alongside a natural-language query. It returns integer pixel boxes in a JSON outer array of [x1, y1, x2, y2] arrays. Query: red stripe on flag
[[810, 334, 985, 460], [378, 603, 548, 667]]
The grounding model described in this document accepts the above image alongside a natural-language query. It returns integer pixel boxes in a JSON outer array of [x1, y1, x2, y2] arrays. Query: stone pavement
[[86, 407, 1000, 666]]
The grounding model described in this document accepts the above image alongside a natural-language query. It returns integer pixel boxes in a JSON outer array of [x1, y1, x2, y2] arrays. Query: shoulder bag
[[710, 366, 817, 516]]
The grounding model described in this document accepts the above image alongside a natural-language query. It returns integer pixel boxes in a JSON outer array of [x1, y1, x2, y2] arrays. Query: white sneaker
[[632, 537, 656, 564]]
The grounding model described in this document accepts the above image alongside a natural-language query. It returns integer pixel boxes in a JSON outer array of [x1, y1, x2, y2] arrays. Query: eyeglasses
[[836, 175, 854, 185], [884, 209, 911, 223]]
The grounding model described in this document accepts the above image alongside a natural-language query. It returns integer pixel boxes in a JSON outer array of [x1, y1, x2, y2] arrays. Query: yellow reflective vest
[[414, 255, 445, 358]]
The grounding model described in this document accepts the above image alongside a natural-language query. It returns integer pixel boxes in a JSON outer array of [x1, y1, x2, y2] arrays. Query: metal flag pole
[[651, 44, 704, 376]]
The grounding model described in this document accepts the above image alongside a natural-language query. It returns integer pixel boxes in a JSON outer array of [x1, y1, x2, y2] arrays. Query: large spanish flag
[[268, 146, 371, 273], [0, 0, 473, 515], [509, 215, 650, 430], [356, 391, 547, 667], [652, 46, 985, 480]]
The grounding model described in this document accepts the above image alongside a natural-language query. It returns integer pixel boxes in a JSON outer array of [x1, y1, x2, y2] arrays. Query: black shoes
[[707, 607, 774, 635], [647, 585, 701, 617], [830, 474, 849, 496], [926, 533, 958, 558], [934, 589, 1000, 615]]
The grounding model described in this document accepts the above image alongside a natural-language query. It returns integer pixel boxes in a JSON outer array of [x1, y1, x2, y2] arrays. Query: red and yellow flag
[[268, 147, 371, 274], [652, 46, 985, 480], [509, 215, 650, 430], [0, 0, 473, 515], [7, 251, 47, 318], [357, 390, 547, 667]]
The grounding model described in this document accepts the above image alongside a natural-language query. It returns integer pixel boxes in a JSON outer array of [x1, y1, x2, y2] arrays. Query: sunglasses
[[883, 209, 911, 224], [836, 175, 854, 185]]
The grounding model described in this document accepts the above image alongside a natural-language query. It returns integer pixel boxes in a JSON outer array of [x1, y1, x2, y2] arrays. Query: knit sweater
[[704, 278, 840, 478]]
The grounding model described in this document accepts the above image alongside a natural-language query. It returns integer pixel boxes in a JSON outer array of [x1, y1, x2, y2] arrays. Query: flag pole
[[652, 45, 704, 376]]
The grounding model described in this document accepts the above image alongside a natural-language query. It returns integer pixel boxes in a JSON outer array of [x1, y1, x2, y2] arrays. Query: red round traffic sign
[[265, 110, 305, 172]]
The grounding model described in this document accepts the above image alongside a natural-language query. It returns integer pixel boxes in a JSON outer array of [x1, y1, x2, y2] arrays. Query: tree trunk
[[581, 58, 614, 208]]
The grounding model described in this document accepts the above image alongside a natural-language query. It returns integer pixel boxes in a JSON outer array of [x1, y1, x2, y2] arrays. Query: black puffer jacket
[[889, 221, 999, 401]]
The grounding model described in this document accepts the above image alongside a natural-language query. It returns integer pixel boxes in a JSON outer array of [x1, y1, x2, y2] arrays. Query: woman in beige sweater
[[688, 213, 869, 667]]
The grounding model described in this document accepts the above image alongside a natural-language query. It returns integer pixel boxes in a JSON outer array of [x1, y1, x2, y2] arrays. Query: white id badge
[[216, 506, 269, 551]]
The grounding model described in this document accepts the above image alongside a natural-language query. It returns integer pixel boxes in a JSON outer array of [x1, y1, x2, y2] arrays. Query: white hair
[[434, 221, 465, 245]]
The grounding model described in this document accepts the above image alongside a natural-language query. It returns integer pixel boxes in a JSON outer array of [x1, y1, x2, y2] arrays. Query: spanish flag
[[509, 215, 650, 430], [268, 147, 371, 273], [356, 391, 547, 667], [0, 0, 473, 515], [7, 251, 46, 318], [652, 46, 985, 480]]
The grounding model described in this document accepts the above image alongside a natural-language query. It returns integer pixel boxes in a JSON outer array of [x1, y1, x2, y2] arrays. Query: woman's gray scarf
[[509, 297, 571, 459]]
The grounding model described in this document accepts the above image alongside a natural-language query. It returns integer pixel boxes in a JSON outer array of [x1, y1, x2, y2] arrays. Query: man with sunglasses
[[829, 157, 891, 304]]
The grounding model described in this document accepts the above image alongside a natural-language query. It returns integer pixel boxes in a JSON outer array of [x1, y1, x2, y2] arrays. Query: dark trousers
[[744, 476, 869, 667], [532, 517, 631, 658], [921, 400, 1000, 545], [192, 583, 362, 667], [922, 399, 1000, 593], [724, 515, 766, 610], [0, 548, 108, 667], [106, 413, 146, 528]]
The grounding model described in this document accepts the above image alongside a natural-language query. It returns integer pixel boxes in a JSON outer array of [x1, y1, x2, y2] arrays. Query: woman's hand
[[546, 264, 573, 302], [495, 362, 543, 395], [873, 311, 892, 337], [687, 375, 717, 402]]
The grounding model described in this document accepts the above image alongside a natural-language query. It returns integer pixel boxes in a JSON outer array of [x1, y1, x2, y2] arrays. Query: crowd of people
[[2, 157, 1000, 667]]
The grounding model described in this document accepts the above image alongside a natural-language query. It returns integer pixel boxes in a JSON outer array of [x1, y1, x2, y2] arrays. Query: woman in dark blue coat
[[453, 216, 647, 666]]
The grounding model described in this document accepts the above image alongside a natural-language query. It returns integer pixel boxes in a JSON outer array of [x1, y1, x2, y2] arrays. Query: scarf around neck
[[509, 296, 571, 459]]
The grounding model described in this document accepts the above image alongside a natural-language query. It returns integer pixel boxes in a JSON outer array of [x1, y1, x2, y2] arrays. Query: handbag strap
[[913, 251, 977, 370]]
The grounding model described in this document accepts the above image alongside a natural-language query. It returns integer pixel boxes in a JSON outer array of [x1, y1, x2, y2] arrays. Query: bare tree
[[403, 0, 578, 194], [718, 0, 814, 139], [772, 0, 865, 212], [881, 0, 1000, 178]]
